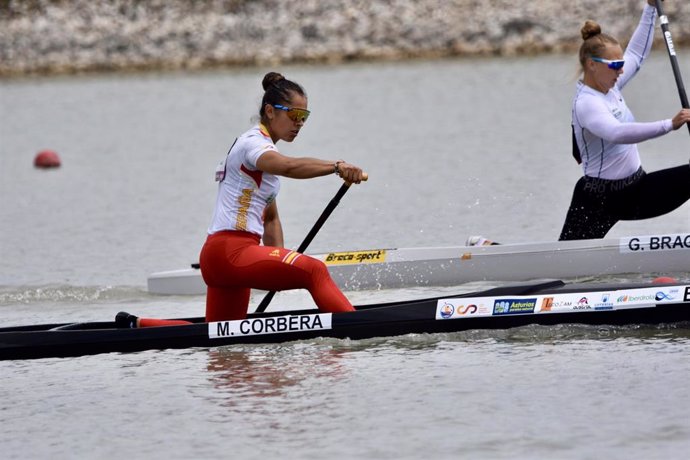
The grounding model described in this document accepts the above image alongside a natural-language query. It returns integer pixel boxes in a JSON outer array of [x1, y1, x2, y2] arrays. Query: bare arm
[[262, 200, 284, 248], [256, 150, 364, 183]]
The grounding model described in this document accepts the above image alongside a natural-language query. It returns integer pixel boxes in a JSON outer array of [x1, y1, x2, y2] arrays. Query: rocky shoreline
[[1, 0, 689, 77]]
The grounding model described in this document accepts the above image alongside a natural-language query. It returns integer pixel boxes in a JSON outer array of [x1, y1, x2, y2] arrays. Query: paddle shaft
[[254, 181, 356, 313], [654, 0, 690, 136]]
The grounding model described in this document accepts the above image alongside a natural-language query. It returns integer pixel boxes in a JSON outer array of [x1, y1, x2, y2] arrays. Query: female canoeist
[[199, 72, 364, 321], [559, 0, 690, 241], [116, 72, 363, 329]]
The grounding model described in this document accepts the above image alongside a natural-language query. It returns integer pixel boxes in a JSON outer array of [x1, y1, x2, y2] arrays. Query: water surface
[[1, 54, 689, 459]]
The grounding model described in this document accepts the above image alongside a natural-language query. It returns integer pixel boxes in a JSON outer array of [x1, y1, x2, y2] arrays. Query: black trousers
[[559, 164, 690, 240]]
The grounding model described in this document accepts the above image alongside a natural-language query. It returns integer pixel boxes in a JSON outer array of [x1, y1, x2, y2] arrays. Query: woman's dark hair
[[259, 72, 307, 120], [578, 20, 619, 71]]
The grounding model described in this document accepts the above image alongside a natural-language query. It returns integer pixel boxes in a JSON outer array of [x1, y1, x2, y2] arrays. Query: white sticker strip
[[664, 30, 676, 56], [619, 233, 690, 253], [209, 313, 332, 339], [436, 286, 690, 320]]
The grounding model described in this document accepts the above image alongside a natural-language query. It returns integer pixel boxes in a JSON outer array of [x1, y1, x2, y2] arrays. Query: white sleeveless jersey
[[571, 5, 672, 179], [207, 124, 281, 236]]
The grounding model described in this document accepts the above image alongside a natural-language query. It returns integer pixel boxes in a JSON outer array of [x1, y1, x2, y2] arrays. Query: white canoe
[[147, 232, 690, 295]]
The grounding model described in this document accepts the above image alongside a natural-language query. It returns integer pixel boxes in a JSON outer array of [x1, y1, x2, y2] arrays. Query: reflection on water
[[203, 321, 690, 406], [206, 344, 348, 402]]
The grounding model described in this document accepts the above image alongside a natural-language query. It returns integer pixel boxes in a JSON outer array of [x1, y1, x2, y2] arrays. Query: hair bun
[[262, 72, 285, 91], [581, 20, 602, 41]]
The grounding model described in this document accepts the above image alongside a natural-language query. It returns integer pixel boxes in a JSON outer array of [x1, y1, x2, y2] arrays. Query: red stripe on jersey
[[240, 164, 263, 188]]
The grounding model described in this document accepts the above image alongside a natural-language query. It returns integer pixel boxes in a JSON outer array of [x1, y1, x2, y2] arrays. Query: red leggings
[[199, 231, 354, 321]]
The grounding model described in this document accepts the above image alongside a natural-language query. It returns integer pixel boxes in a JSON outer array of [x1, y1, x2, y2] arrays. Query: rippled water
[[1, 53, 690, 459], [2, 328, 689, 460]]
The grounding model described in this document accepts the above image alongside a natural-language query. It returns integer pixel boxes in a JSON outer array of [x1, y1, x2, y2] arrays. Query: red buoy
[[652, 276, 678, 284], [34, 150, 61, 168]]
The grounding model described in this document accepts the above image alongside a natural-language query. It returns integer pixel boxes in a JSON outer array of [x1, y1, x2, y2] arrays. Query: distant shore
[[1, 0, 688, 77]]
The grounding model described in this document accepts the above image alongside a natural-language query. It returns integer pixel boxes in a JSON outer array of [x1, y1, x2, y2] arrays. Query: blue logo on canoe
[[439, 303, 454, 319], [493, 298, 537, 315], [655, 291, 674, 301]]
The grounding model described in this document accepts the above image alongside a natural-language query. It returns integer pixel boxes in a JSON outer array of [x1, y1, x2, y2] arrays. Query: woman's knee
[[205, 286, 250, 322]]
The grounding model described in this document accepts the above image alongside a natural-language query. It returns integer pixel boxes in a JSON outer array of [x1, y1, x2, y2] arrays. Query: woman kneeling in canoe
[[559, 0, 690, 240], [117, 72, 363, 328], [199, 72, 364, 321]]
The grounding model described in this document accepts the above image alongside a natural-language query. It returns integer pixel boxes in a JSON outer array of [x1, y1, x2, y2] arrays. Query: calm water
[[1, 53, 690, 459]]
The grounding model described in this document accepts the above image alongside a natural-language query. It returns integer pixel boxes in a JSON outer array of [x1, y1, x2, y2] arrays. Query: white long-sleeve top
[[572, 4, 673, 179]]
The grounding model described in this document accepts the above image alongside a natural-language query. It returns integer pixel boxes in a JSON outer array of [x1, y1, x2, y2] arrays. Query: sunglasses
[[591, 57, 625, 70], [273, 104, 311, 123]]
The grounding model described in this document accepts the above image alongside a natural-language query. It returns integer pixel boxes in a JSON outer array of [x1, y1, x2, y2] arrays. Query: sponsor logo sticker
[[493, 298, 537, 315], [436, 298, 492, 319], [434, 285, 690, 320], [540, 297, 554, 312], [323, 250, 387, 265], [593, 293, 614, 310], [615, 287, 684, 306], [539, 296, 579, 312], [208, 313, 332, 339]]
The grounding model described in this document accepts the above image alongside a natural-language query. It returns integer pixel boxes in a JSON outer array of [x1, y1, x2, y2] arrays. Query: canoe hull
[[2, 280, 689, 361], [147, 233, 690, 295]]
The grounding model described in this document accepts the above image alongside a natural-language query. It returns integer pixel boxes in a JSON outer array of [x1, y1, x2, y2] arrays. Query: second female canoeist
[[559, 0, 690, 240]]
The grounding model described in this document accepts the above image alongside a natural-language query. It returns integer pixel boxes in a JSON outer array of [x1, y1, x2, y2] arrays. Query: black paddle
[[255, 174, 368, 313], [654, 0, 690, 136]]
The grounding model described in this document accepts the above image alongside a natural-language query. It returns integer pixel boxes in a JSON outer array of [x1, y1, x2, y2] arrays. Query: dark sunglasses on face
[[591, 57, 625, 70], [273, 104, 311, 123]]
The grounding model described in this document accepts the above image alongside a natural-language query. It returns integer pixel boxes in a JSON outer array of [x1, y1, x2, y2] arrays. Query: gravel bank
[[1, 0, 688, 76]]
